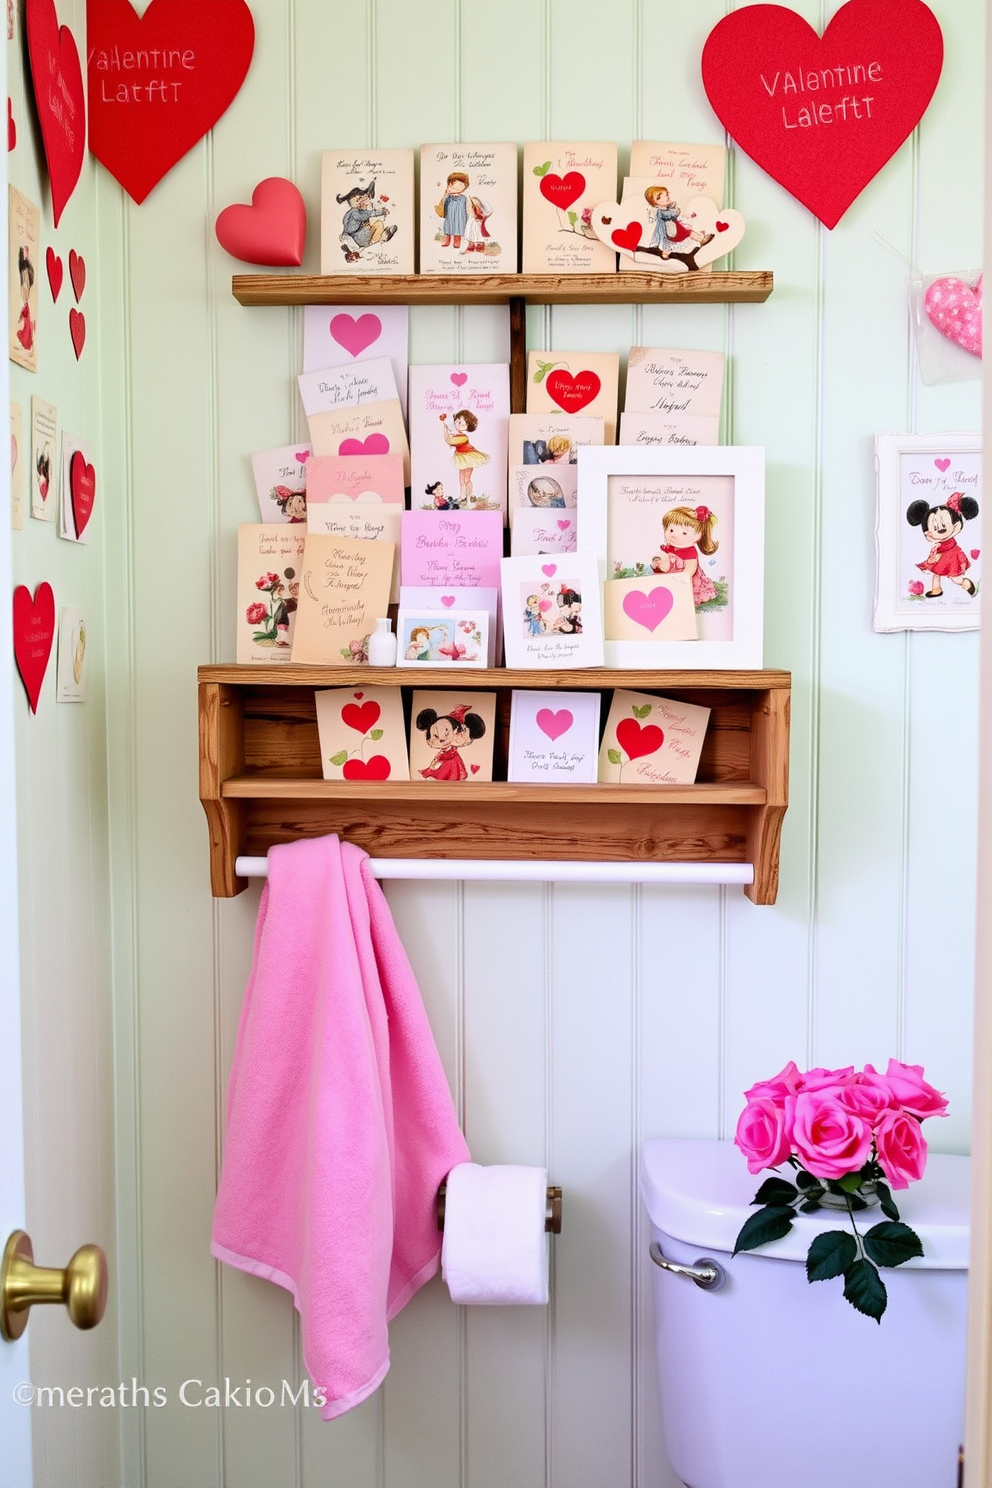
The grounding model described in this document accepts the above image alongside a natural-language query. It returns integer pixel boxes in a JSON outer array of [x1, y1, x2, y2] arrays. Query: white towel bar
[[234, 855, 754, 887]]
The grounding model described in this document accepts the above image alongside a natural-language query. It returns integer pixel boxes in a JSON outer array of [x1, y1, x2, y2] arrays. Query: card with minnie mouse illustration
[[408, 691, 497, 782]]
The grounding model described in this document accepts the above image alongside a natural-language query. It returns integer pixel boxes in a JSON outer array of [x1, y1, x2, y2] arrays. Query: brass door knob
[[1, 1230, 108, 1342]]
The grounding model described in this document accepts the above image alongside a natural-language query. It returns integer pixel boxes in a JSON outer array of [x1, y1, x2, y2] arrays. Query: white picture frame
[[577, 443, 765, 668], [874, 431, 982, 633]]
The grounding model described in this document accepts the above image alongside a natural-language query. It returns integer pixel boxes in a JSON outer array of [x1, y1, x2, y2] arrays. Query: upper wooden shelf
[[231, 271, 774, 308]]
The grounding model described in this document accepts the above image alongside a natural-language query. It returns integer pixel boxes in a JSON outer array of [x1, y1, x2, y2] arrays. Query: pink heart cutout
[[557, 519, 571, 530], [294, 451, 309, 463], [536, 707, 573, 742], [441, 595, 456, 608], [925, 275, 982, 358], [541, 563, 557, 577], [622, 586, 675, 633], [330, 312, 382, 358], [339, 434, 390, 456], [450, 372, 468, 387], [934, 457, 951, 471]]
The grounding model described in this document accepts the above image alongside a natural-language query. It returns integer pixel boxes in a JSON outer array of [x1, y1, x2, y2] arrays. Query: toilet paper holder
[[436, 1183, 563, 1235]]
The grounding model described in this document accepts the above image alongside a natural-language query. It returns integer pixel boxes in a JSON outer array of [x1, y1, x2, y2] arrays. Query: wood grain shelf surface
[[199, 663, 791, 691], [220, 777, 768, 806], [231, 270, 774, 307]]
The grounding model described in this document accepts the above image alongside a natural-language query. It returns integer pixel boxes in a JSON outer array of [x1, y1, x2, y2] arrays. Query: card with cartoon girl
[[9, 187, 39, 372], [249, 443, 312, 524], [420, 144, 518, 275], [408, 690, 497, 782], [500, 553, 604, 669], [409, 364, 510, 517]]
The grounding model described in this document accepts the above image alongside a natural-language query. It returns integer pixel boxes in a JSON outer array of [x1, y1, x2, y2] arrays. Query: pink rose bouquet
[[732, 1059, 947, 1321]]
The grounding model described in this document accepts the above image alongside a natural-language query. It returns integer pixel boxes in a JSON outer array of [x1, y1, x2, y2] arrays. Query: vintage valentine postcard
[[307, 399, 410, 484], [526, 351, 619, 442], [56, 607, 88, 703], [522, 142, 617, 274], [500, 553, 604, 669], [509, 461, 578, 519], [314, 686, 410, 781], [409, 363, 510, 516], [610, 177, 743, 274], [624, 347, 725, 419], [420, 143, 518, 274], [298, 356, 399, 417], [303, 304, 409, 416], [236, 525, 307, 663], [30, 396, 57, 522], [598, 689, 711, 785], [507, 413, 605, 471], [628, 141, 726, 204], [60, 434, 96, 545], [306, 501, 402, 602], [396, 608, 489, 668], [507, 689, 601, 783], [291, 534, 395, 665], [8, 186, 39, 372], [620, 411, 721, 447], [510, 508, 578, 557], [401, 509, 503, 590], [305, 453, 405, 507], [400, 585, 499, 666], [408, 690, 497, 782], [249, 443, 311, 524], [320, 149, 414, 274]]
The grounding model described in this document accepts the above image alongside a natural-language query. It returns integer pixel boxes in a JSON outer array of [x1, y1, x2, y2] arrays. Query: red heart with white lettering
[[13, 581, 55, 713], [46, 246, 63, 302], [539, 171, 585, 210], [70, 450, 95, 536], [215, 177, 306, 266], [26, 0, 86, 227], [701, 0, 944, 228], [342, 755, 391, 780], [546, 369, 601, 413], [69, 249, 85, 301], [616, 717, 664, 760], [87, 0, 255, 205], [341, 699, 380, 734]]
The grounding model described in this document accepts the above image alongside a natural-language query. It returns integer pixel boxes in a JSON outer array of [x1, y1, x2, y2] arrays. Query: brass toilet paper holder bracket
[[436, 1184, 563, 1235]]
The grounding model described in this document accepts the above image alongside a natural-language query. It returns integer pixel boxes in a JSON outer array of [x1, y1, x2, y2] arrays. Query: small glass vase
[[818, 1180, 880, 1210]]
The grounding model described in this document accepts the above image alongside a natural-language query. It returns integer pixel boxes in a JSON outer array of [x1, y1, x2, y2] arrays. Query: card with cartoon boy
[[500, 553, 604, 669], [320, 150, 414, 274], [420, 144, 517, 274]]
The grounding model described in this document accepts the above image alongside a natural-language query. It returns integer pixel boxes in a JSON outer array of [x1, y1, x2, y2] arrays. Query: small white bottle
[[367, 616, 397, 666]]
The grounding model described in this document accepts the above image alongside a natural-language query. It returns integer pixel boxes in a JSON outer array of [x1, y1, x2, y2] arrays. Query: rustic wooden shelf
[[232, 271, 774, 307], [198, 666, 790, 904]]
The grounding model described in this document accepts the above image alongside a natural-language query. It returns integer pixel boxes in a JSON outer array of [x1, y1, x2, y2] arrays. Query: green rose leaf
[[799, 1199, 822, 1214], [369, 729, 384, 741], [752, 1177, 798, 1206], [607, 748, 621, 765], [533, 161, 551, 177], [843, 1258, 887, 1321], [329, 751, 348, 767], [633, 704, 652, 719], [795, 1169, 819, 1191], [732, 1204, 794, 1256], [875, 1180, 900, 1222], [567, 210, 577, 226], [839, 1170, 868, 1193], [806, 1229, 857, 1283], [863, 1221, 924, 1270]]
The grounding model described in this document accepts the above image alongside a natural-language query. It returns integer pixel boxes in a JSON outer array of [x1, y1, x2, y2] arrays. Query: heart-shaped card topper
[[589, 197, 745, 270], [546, 368, 601, 414], [623, 586, 675, 633], [536, 707, 573, 742], [538, 169, 585, 210], [69, 307, 85, 359], [330, 312, 381, 358], [616, 717, 664, 761], [541, 563, 557, 577], [441, 595, 456, 607], [701, 0, 944, 229], [69, 249, 85, 301], [342, 755, 391, 780], [26, 0, 85, 227], [215, 177, 306, 266], [341, 699, 381, 735], [450, 372, 468, 387], [87, 0, 255, 205], [46, 246, 63, 302], [925, 274, 982, 358], [70, 450, 96, 537], [13, 581, 55, 713], [338, 433, 389, 457]]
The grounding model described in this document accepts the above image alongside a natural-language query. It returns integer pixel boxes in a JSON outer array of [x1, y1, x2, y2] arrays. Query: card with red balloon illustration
[[407, 690, 497, 784], [409, 363, 510, 517], [598, 689, 710, 785], [522, 141, 618, 274], [236, 525, 306, 663], [419, 142, 518, 275], [315, 686, 409, 782], [307, 398, 409, 485], [526, 350, 619, 443], [303, 305, 409, 417], [507, 689, 601, 784], [8, 186, 39, 373], [500, 553, 604, 670], [59, 433, 96, 543], [319, 149, 414, 275]]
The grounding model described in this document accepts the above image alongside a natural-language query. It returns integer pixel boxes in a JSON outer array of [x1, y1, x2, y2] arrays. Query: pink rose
[[256, 571, 280, 590], [874, 1108, 928, 1189], [245, 602, 267, 625], [792, 1091, 872, 1180], [798, 1065, 858, 1092], [862, 1060, 948, 1120], [908, 580, 925, 595], [835, 1081, 896, 1125], [734, 1096, 794, 1175], [744, 1060, 802, 1104]]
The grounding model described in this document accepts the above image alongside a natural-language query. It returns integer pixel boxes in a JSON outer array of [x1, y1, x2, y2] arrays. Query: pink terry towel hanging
[[211, 835, 470, 1420]]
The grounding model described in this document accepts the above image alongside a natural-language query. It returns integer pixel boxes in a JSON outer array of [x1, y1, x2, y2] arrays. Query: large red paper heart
[[623, 586, 675, 633], [342, 755, 391, 780], [215, 177, 306, 266], [330, 312, 381, 358], [539, 171, 585, 210], [87, 0, 255, 206], [70, 449, 95, 536], [46, 246, 63, 301], [616, 718, 664, 761], [13, 581, 55, 713], [69, 248, 85, 301], [546, 369, 601, 413], [69, 307, 85, 358], [26, 0, 86, 227], [701, 0, 944, 229], [341, 699, 381, 735]]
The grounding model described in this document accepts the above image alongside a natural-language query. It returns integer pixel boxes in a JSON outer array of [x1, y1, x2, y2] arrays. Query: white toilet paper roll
[[441, 1163, 550, 1305]]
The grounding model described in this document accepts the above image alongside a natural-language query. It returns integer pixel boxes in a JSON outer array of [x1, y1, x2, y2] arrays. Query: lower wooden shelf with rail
[[198, 665, 790, 904]]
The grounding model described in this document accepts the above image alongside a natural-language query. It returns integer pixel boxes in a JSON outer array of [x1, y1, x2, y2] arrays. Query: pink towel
[[211, 835, 470, 1419]]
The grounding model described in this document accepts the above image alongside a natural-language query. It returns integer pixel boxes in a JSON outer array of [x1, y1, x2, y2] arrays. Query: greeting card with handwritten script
[[420, 142, 518, 274], [298, 356, 399, 417], [305, 454, 405, 507], [522, 141, 617, 274], [291, 534, 394, 665], [320, 150, 414, 274], [624, 347, 725, 419], [619, 412, 720, 447], [303, 304, 409, 417], [307, 399, 410, 484], [598, 688, 710, 784], [400, 510, 503, 590], [236, 524, 306, 663], [507, 689, 601, 783]]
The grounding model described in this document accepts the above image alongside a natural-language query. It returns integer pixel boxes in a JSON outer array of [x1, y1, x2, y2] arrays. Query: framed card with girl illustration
[[578, 444, 764, 667], [874, 432, 981, 632]]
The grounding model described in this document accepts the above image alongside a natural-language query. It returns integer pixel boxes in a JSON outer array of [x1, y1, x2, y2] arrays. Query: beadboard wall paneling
[[92, 1, 984, 1486]]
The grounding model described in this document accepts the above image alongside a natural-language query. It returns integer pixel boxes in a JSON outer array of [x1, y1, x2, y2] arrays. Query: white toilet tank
[[641, 1138, 969, 1488]]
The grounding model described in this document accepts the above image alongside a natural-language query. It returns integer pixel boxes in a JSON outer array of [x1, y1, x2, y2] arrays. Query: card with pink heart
[[399, 586, 499, 666], [249, 443, 312, 524], [409, 363, 510, 517], [303, 305, 409, 417], [314, 686, 410, 782], [507, 690, 601, 784], [597, 689, 710, 785], [500, 553, 604, 669]]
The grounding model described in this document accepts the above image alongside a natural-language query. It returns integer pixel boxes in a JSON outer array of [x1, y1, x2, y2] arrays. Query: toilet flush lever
[[649, 1241, 727, 1291]]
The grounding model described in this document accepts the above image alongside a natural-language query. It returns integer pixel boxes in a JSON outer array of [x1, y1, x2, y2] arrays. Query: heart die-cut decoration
[[26, 0, 85, 227], [87, 0, 255, 205], [46, 246, 63, 302], [13, 581, 56, 713], [622, 586, 675, 633], [342, 755, 391, 781], [701, 0, 944, 229], [539, 170, 585, 210], [215, 177, 306, 267], [536, 707, 573, 742], [68, 249, 85, 301], [546, 369, 601, 414], [924, 274, 982, 358], [441, 595, 456, 608], [450, 372, 468, 387], [341, 699, 381, 734], [330, 312, 381, 358], [589, 197, 745, 270], [338, 434, 390, 457], [541, 563, 557, 577], [616, 717, 664, 761], [972, 549, 981, 561], [69, 449, 96, 537], [69, 307, 85, 359], [934, 457, 951, 472]]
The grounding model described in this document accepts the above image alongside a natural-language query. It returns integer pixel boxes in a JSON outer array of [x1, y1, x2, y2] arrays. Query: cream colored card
[[314, 686, 410, 781], [30, 396, 57, 521], [320, 149, 414, 275], [603, 573, 697, 642], [526, 351, 619, 442], [507, 413, 605, 472], [628, 141, 725, 204], [625, 348, 725, 418], [620, 411, 721, 447], [291, 534, 395, 665], [9, 186, 39, 372], [522, 142, 617, 274], [420, 143, 518, 274], [56, 608, 87, 702], [617, 176, 720, 275], [598, 688, 710, 784], [10, 402, 23, 529], [408, 690, 497, 782], [305, 501, 403, 603], [297, 357, 399, 417], [236, 524, 307, 663], [307, 398, 410, 485]]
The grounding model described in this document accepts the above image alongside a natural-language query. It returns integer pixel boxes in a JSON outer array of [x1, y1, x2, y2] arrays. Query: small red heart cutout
[[69, 307, 85, 359], [295, 451, 309, 464], [470, 763, 480, 774], [46, 246, 63, 302], [342, 755, 391, 780], [546, 368, 601, 414], [539, 170, 585, 210], [215, 177, 306, 266], [715, 220, 729, 232], [13, 581, 55, 713], [69, 248, 85, 301], [972, 549, 981, 560], [341, 699, 381, 734], [616, 718, 664, 761], [611, 221, 643, 253], [70, 449, 95, 536], [7, 98, 15, 152], [353, 691, 364, 699]]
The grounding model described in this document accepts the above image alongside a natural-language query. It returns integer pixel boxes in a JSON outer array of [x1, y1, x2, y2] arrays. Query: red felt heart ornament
[[701, 0, 943, 229], [215, 177, 306, 266], [539, 170, 585, 210], [342, 755, 391, 781], [69, 248, 85, 301], [26, 0, 86, 227], [616, 718, 664, 761], [69, 307, 85, 358], [87, 0, 255, 206], [341, 700, 381, 735], [611, 221, 643, 253], [70, 449, 95, 536], [13, 581, 55, 713], [46, 246, 63, 301], [546, 369, 601, 413]]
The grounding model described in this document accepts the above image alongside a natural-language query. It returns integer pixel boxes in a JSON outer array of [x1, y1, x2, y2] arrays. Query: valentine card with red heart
[[701, 0, 943, 229], [314, 686, 410, 781], [598, 688, 711, 784], [215, 177, 306, 266], [26, 0, 85, 227], [522, 141, 619, 273], [526, 349, 620, 442], [13, 581, 55, 713], [87, 0, 255, 205]]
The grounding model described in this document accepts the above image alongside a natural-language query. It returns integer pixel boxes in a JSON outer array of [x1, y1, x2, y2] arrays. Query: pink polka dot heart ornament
[[924, 273, 982, 358]]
